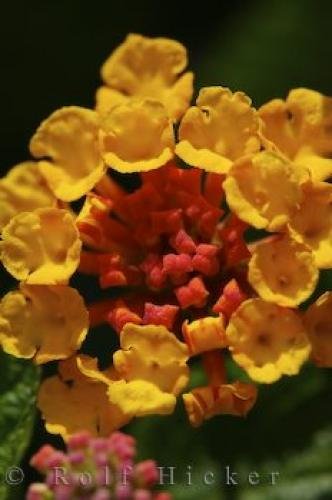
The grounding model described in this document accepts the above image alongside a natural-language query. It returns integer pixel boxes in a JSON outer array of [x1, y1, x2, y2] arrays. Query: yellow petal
[[176, 87, 261, 173], [248, 235, 318, 307], [0, 285, 88, 364], [0, 162, 56, 231], [304, 292, 332, 367], [98, 33, 193, 120], [114, 322, 189, 395], [288, 181, 332, 269], [95, 86, 128, 114], [0, 208, 81, 284], [30, 107, 105, 201], [182, 315, 227, 356], [107, 379, 176, 417], [99, 99, 175, 173], [113, 323, 189, 395], [226, 299, 311, 383], [259, 88, 332, 182], [183, 381, 257, 427], [76, 192, 114, 252], [295, 154, 332, 183], [110, 322, 189, 418], [165, 72, 194, 124], [224, 151, 306, 231], [259, 98, 298, 157], [38, 358, 129, 439], [77, 354, 119, 385]]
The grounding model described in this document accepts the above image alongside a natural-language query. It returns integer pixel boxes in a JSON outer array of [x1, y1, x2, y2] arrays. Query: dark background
[[1, 0, 332, 174], [1, 1, 332, 499]]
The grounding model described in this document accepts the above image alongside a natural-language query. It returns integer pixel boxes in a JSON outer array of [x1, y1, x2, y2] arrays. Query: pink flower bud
[[90, 438, 109, 452], [94, 451, 109, 467], [143, 303, 179, 330], [67, 431, 91, 450], [26, 483, 50, 500], [115, 484, 133, 500], [52, 484, 74, 500], [29, 431, 171, 500], [169, 229, 196, 255], [91, 488, 111, 500], [108, 432, 136, 461], [153, 493, 172, 500], [107, 303, 142, 334], [163, 253, 193, 284], [192, 244, 220, 276], [213, 278, 247, 318], [134, 489, 153, 500], [134, 460, 158, 487], [30, 445, 56, 472], [96, 465, 114, 487], [46, 451, 67, 468], [68, 451, 85, 466], [175, 276, 209, 309]]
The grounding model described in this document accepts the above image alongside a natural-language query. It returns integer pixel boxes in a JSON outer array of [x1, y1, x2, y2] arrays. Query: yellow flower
[[96, 33, 193, 121], [76, 353, 118, 385], [38, 356, 129, 439], [226, 299, 311, 383], [183, 381, 257, 427], [114, 322, 189, 394], [288, 181, 332, 269], [0, 208, 81, 284], [0, 285, 88, 364], [0, 162, 56, 232], [182, 316, 227, 356], [176, 87, 261, 173], [108, 323, 189, 417], [76, 193, 114, 252], [223, 151, 306, 231], [304, 292, 332, 367], [107, 380, 177, 418], [259, 88, 332, 182], [248, 235, 318, 307], [30, 107, 105, 201], [99, 99, 175, 173]]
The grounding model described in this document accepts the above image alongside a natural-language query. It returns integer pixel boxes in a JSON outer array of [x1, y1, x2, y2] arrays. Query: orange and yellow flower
[[259, 88, 332, 182], [304, 292, 332, 367], [226, 299, 311, 384], [30, 107, 105, 201], [96, 33, 193, 121], [0, 285, 88, 364], [38, 356, 129, 439], [0, 34, 331, 437], [176, 87, 261, 173]]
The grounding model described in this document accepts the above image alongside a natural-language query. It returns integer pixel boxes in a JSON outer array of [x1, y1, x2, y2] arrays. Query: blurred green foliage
[[198, 0, 332, 104], [0, 353, 39, 500]]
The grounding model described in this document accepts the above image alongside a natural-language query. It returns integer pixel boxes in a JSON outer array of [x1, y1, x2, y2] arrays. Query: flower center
[[78, 163, 251, 337]]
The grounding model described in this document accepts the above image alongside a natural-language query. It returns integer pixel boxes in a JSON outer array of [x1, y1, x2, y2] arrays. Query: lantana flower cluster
[[0, 34, 331, 435], [27, 430, 171, 500]]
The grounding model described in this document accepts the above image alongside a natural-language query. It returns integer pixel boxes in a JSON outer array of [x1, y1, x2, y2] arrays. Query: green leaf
[[0, 352, 40, 500], [169, 461, 225, 500], [237, 425, 332, 500]]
